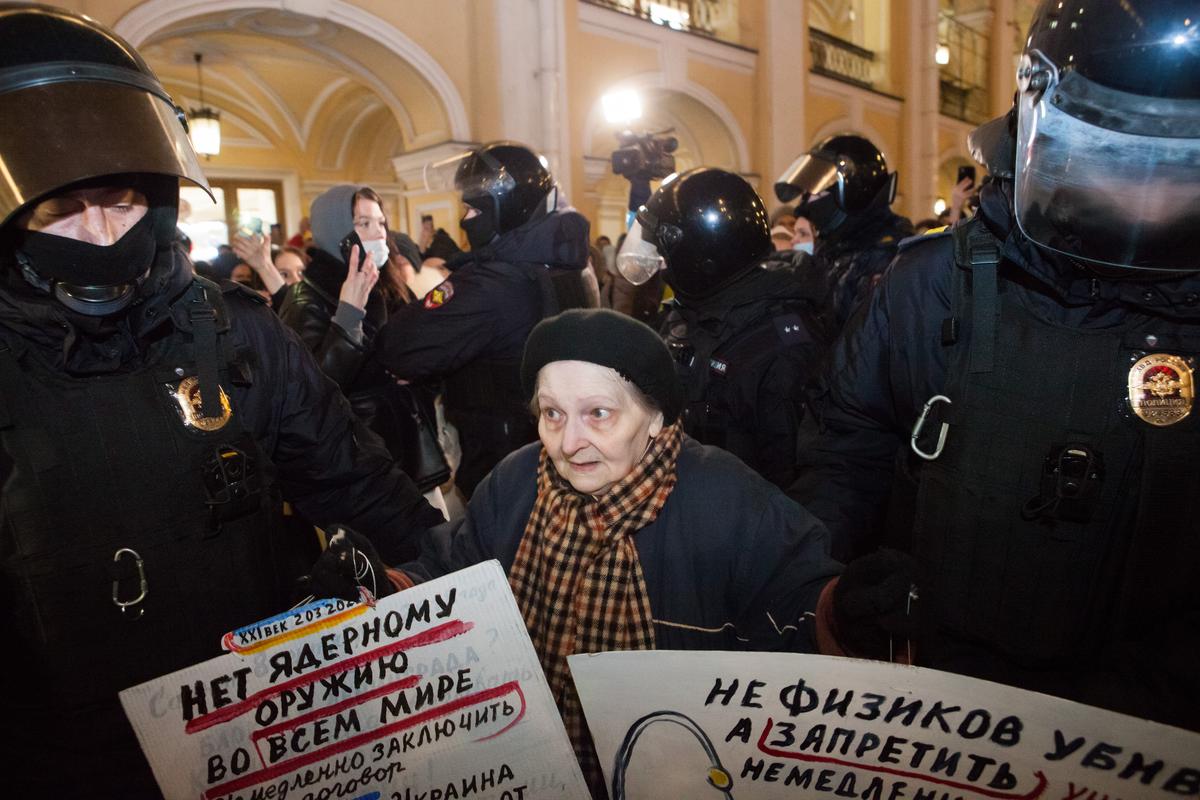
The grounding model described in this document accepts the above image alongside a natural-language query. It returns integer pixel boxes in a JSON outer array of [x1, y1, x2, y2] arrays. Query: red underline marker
[[186, 619, 473, 734], [204, 680, 526, 800], [250, 674, 423, 760], [756, 718, 1048, 800]]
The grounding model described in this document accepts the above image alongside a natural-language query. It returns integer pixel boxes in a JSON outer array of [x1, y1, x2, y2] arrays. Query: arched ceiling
[[140, 9, 453, 182]]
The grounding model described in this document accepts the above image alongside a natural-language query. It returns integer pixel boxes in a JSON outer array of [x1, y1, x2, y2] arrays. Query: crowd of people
[[0, 0, 1196, 796]]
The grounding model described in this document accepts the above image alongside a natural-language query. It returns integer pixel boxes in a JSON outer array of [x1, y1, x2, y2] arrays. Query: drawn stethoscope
[[610, 710, 734, 800]]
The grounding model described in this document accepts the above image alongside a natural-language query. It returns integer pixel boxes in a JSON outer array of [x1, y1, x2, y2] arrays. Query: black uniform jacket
[[0, 246, 443, 559], [663, 261, 833, 489], [817, 207, 913, 329], [789, 181, 1200, 730], [373, 210, 591, 382]]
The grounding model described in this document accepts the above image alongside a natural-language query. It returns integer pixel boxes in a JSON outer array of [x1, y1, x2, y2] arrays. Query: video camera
[[611, 129, 679, 181]]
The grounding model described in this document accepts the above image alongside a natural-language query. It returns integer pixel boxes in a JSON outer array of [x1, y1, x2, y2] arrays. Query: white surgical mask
[[792, 241, 814, 255], [361, 238, 389, 268]]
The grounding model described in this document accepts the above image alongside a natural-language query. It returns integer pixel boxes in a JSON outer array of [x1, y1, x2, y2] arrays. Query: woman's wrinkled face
[[535, 361, 664, 497]]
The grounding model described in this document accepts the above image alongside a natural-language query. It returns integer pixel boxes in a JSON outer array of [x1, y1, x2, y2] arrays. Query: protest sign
[[121, 560, 589, 800], [570, 651, 1200, 800]]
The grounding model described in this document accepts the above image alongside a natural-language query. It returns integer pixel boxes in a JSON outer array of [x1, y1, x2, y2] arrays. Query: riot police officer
[[617, 168, 831, 488], [0, 6, 443, 793], [374, 142, 597, 497], [775, 135, 913, 328], [790, 0, 1200, 731]]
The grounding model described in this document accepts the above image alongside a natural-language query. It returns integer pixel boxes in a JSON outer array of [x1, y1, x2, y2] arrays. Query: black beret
[[521, 308, 683, 424]]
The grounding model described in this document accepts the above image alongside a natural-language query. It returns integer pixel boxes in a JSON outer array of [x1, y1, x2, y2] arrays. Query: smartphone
[[957, 165, 977, 186], [339, 231, 366, 272], [237, 217, 264, 241]]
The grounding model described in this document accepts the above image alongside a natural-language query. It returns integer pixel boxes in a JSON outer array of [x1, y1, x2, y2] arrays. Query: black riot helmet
[[0, 3, 210, 314], [434, 141, 554, 248], [1012, 0, 1200, 272], [773, 135, 896, 237], [617, 167, 771, 302]]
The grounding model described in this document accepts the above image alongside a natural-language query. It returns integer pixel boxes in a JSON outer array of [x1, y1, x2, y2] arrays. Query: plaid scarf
[[508, 421, 683, 792]]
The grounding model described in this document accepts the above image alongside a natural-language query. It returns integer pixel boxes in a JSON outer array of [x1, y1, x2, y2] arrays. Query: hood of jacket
[[977, 180, 1200, 322], [309, 184, 360, 262], [445, 210, 590, 273], [0, 242, 193, 374]]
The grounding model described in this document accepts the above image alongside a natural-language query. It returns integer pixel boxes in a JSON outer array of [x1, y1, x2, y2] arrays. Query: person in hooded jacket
[[617, 168, 832, 489], [279, 184, 392, 391], [374, 142, 598, 497], [775, 135, 913, 330], [0, 8, 444, 793], [280, 186, 450, 511], [789, 0, 1200, 733]]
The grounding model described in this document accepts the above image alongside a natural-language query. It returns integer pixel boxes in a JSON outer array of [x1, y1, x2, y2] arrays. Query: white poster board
[[570, 651, 1200, 800], [121, 560, 589, 800]]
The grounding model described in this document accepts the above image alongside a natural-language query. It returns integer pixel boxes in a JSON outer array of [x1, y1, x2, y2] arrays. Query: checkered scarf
[[508, 421, 682, 792]]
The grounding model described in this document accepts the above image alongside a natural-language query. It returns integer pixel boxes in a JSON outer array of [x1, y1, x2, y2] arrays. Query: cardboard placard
[[121, 561, 588, 800], [570, 651, 1200, 800]]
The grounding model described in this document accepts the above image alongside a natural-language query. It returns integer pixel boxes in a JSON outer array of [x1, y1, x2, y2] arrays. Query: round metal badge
[[1127, 353, 1194, 427], [174, 376, 233, 432]]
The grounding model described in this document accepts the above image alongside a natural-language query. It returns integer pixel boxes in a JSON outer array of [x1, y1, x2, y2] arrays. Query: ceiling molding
[[115, 0, 470, 141], [300, 76, 352, 144]]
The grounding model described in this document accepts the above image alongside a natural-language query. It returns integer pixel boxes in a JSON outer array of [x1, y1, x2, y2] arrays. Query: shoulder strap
[[170, 279, 229, 418], [950, 218, 1001, 374]]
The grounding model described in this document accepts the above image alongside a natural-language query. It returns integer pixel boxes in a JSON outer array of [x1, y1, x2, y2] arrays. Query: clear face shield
[[1014, 51, 1200, 273], [773, 152, 842, 205], [422, 149, 517, 199], [616, 219, 665, 285]]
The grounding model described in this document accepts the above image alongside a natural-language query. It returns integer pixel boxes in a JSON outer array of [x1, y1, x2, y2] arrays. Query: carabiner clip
[[112, 547, 148, 618], [910, 395, 952, 461]]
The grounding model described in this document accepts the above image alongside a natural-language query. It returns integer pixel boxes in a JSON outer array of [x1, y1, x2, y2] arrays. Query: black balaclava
[[11, 174, 178, 317], [460, 195, 499, 250]]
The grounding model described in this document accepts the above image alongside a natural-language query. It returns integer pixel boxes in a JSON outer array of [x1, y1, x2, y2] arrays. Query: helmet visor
[[774, 152, 841, 205], [616, 219, 665, 285], [1015, 61, 1200, 272], [423, 148, 517, 199], [0, 80, 210, 228]]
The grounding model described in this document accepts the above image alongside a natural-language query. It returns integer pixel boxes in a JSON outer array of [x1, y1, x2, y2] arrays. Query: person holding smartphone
[[279, 185, 385, 384], [945, 164, 977, 226], [279, 186, 450, 515]]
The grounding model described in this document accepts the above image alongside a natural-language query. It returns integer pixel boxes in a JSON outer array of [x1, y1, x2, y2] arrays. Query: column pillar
[[990, 0, 1016, 118], [902, 0, 940, 220], [761, 0, 808, 193]]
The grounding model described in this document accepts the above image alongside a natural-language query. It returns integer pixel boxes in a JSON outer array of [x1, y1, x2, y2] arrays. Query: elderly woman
[[369, 308, 836, 789]]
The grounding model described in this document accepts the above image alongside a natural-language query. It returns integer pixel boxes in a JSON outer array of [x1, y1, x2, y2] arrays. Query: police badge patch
[[1127, 353, 1194, 427], [423, 280, 454, 309], [171, 376, 233, 432]]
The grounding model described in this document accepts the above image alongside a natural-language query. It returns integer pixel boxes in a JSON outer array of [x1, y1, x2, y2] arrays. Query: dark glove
[[832, 548, 920, 661], [301, 527, 394, 602]]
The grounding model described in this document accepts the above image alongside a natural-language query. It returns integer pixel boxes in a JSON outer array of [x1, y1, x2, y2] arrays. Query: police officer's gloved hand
[[831, 549, 920, 662], [302, 527, 394, 602]]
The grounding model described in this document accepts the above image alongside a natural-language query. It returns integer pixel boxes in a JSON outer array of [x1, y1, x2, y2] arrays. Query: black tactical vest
[[667, 297, 824, 483], [912, 221, 1200, 672], [0, 280, 307, 789]]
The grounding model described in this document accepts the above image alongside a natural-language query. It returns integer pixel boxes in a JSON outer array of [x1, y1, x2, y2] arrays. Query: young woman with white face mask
[[279, 185, 450, 517]]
